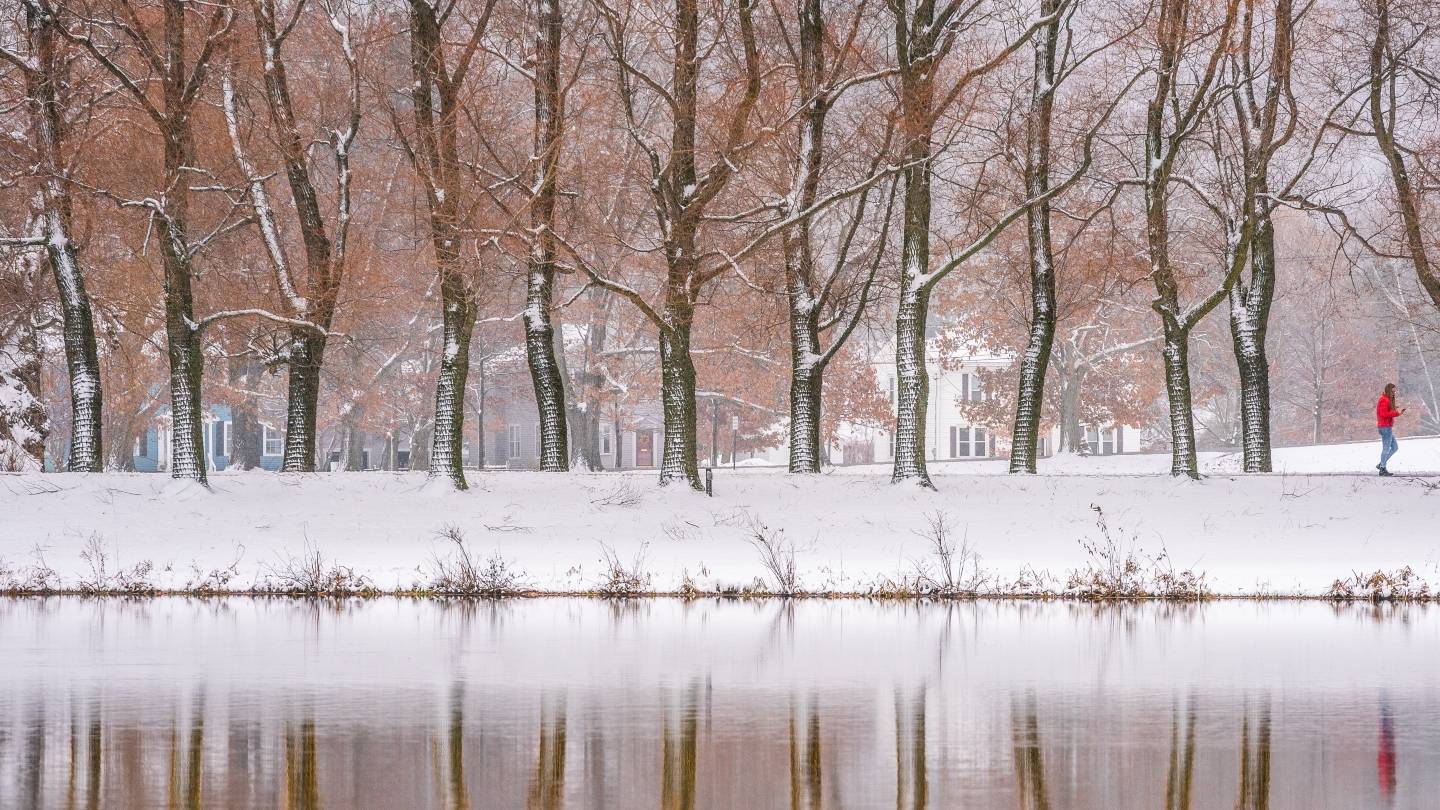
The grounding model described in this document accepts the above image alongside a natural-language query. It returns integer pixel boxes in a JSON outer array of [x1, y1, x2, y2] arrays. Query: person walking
[[1377, 383, 1406, 476]]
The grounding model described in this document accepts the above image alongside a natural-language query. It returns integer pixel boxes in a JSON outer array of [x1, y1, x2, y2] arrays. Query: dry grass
[[912, 511, 990, 596], [262, 541, 375, 595], [596, 542, 651, 597], [747, 517, 799, 596], [1329, 567, 1433, 601], [429, 524, 529, 596], [1064, 505, 1209, 600]]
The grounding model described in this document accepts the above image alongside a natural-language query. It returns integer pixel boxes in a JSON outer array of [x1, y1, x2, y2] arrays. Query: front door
[[636, 431, 654, 467]]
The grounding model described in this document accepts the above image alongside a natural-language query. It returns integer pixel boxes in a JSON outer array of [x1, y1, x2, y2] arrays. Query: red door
[[636, 432, 654, 467]]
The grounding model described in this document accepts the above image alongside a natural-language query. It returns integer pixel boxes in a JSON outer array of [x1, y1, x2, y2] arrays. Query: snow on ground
[[1, 436, 1438, 597]]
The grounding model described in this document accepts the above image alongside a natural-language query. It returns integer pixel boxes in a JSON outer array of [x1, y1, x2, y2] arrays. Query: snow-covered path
[[2, 438, 1438, 597]]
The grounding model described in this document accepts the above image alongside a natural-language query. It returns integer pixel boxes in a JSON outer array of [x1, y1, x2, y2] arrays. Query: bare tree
[[778, 0, 894, 473], [581, 0, 764, 489], [1365, 0, 1440, 313], [61, 0, 239, 483], [523, 0, 571, 471], [887, 0, 1124, 487], [1135, 0, 1247, 479], [1222, 0, 1300, 472], [394, 0, 499, 490], [0, 0, 103, 471], [222, 0, 362, 472]]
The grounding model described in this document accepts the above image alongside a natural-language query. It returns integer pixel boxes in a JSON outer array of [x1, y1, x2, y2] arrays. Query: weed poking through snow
[[263, 541, 374, 595], [429, 524, 528, 596], [596, 542, 650, 597], [748, 517, 799, 595]]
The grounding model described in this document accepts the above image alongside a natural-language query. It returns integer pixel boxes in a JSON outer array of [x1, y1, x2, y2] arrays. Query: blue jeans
[[1379, 427, 1399, 469]]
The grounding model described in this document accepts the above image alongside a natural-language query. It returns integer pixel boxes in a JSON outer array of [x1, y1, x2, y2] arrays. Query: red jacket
[[1377, 395, 1401, 428]]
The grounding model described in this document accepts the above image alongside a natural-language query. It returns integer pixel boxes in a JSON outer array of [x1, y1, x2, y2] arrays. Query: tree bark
[[430, 292, 476, 487], [1008, 0, 1061, 474], [658, 305, 701, 488], [524, 0, 569, 472], [888, 0, 940, 488], [1229, 214, 1275, 471], [891, 159, 934, 487], [24, 3, 102, 472], [403, 0, 493, 489], [1161, 326, 1199, 477]]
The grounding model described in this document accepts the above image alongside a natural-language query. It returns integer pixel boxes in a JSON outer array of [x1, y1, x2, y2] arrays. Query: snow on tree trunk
[[156, 212, 208, 485], [25, 6, 102, 472], [1009, 0, 1061, 475], [1161, 328, 1201, 479], [430, 295, 476, 489], [524, 292, 568, 472], [0, 317, 48, 471], [787, 331, 824, 474], [783, 0, 828, 476], [1229, 215, 1275, 473], [892, 281, 933, 487], [524, 0, 569, 473], [889, 3, 937, 490], [281, 332, 325, 472], [657, 315, 702, 490]]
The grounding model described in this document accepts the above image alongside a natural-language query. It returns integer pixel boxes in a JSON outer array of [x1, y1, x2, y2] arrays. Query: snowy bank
[[2, 451, 1439, 597]]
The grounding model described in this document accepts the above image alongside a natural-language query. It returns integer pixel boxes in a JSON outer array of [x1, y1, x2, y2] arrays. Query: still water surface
[[1, 597, 1437, 809]]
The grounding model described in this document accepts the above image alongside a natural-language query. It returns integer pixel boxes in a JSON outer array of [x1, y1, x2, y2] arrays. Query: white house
[[864, 334, 1134, 464]]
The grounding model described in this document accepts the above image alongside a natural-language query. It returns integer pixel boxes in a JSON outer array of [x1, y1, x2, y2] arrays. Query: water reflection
[[2, 597, 1438, 808]]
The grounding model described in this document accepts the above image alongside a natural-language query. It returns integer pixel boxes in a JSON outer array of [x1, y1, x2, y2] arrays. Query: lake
[[1, 597, 1436, 808]]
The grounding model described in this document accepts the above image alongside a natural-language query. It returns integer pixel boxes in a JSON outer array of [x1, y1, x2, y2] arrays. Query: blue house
[[133, 404, 285, 472]]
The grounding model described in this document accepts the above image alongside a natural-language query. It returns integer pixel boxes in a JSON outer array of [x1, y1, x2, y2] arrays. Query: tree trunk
[[1369, 0, 1440, 312], [27, 6, 102, 472], [1161, 327, 1200, 479], [339, 406, 364, 471], [787, 314, 825, 474], [430, 293, 476, 488], [280, 332, 324, 471], [228, 356, 262, 470], [1008, 0, 1060, 475], [1058, 364, 1086, 454], [410, 419, 432, 471], [892, 279, 933, 486], [1229, 214, 1275, 472], [524, 0, 569, 472], [658, 313, 702, 489], [156, 0, 207, 484], [890, 5, 936, 489]]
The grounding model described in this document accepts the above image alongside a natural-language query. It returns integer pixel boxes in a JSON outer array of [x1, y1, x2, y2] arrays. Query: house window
[[961, 373, 984, 402], [1101, 428, 1115, 455], [1038, 435, 1050, 458], [888, 375, 896, 405], [134, 436, 144, 458], [263, 426, 283, 456], [219, 421, 231, 457], [1085, 426, 1100, 454], [508, 425, 522, 459], [600, 424, 614, 455], [948, 426, 988, 458], [949, 425, 968, 458]]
